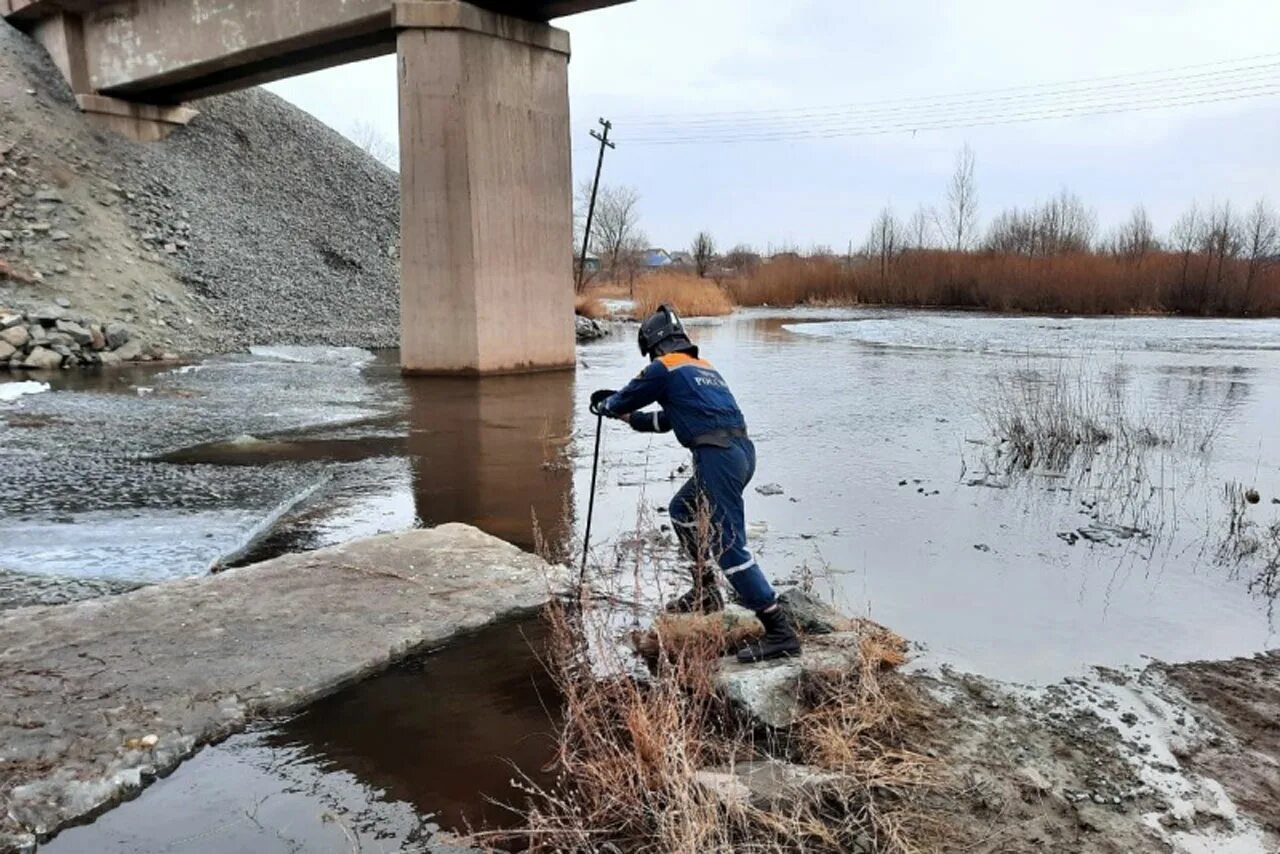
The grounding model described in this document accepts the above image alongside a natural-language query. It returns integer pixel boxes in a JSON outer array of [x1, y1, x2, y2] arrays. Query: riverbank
[[0, 524, 569, 852], [496, 591, 1279, 852], [581, 245, 1280, 322]]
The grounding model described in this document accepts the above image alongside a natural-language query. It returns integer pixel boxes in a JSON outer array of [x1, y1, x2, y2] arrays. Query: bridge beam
[[396, 1, 574, 374]]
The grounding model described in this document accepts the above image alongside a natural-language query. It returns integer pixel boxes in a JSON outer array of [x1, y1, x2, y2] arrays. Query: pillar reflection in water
[[404, 371, 575, 554]]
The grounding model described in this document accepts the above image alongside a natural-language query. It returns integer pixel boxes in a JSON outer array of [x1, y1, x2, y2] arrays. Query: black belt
[[690, 428, 748, 448]]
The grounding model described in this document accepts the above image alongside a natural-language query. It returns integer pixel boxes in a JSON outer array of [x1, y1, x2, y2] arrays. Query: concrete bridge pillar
[[395, 1, 575, 375]]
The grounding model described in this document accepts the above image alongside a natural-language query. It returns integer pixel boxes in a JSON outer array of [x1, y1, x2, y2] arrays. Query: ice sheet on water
[[248, 344, 376, 365], [0, 380, 50, 403], [781, 311, 1280, 356]]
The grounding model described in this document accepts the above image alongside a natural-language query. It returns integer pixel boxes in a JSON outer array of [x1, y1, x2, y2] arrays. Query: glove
[[589, 388, 617, 416]]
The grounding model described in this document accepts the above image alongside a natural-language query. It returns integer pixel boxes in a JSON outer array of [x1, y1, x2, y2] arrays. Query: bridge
[[1, 0, 631, 374]]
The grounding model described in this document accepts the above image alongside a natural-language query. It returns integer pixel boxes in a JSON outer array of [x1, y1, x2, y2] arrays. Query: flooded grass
[[978, 359, 1222, 474], [1217, 481, 1280, 608]]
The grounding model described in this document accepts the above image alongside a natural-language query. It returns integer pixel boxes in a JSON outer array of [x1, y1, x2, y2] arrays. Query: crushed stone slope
[[0, 20, 399, 353]]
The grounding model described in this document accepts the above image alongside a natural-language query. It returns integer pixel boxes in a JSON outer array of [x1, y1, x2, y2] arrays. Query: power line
[[620, 85, 1280, 146], [610, 51, 1280, 124], [617, 62, 1280, 132]]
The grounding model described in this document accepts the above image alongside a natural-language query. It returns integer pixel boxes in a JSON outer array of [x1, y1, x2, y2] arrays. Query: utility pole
[[576, 117, 615, 292]]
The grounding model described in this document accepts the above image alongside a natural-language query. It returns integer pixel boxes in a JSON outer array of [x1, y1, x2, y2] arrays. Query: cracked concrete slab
[[0, 523, 568, 851]]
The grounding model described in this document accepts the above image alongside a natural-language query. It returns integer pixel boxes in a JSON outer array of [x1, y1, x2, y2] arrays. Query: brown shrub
[[733, 250, 1280, 316], [574, 294, 609, 319], [632, 272, 734, 318]]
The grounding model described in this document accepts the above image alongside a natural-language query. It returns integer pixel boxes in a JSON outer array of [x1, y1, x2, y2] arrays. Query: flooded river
[[3, 308, 1279, 850]]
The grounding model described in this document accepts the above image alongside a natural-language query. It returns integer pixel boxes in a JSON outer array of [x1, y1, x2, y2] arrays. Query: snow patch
[[0, 381, 50, 403]]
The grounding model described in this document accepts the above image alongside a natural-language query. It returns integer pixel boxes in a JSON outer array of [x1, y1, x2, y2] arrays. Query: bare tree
[[618, 232, 649, 296], [1199, 202, 1243, 305], [591, 185, 642, 280], [943, 143, 979, 251], [984, 207, 1035, 255], [691, 231, 716, 278], [1034, 189, 1096, 255], [723, 244, 760, 275], [347, 120, 398, 169], [1242, 199, 1278, 307], [907, 204, 935, 250], [1105, 205, 1157, 263], [1170, 202, 1202, 307], [863, 206, 902, 283]]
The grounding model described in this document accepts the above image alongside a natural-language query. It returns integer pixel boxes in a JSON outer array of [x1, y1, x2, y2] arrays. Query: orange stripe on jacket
[[657, 353, 713, 371]]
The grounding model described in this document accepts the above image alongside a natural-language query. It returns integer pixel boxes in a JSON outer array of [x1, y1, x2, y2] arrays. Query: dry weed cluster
[[497, 592, 938, 853]]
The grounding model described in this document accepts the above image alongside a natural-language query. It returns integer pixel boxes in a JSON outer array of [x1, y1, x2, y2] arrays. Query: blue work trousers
[[669, 437, 777, 612]]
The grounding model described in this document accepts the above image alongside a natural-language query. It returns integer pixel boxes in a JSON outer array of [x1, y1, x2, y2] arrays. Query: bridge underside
[[4, 0, 630, 374]]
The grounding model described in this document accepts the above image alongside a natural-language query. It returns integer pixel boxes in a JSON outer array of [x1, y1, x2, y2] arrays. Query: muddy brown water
[[41, 615, 556, 853], [3, 309, 1280, 850]]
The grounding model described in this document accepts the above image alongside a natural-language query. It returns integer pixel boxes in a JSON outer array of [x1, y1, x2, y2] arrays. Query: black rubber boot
[[664, 572, 724, 614], [736, 607, 802, 663]]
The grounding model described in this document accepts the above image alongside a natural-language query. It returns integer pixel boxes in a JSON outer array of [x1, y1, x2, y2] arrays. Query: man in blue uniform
[[591, 305, 801, 663]]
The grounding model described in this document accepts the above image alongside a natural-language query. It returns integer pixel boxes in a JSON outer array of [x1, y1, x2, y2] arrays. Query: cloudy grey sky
[[267, 0, 1280, 253]]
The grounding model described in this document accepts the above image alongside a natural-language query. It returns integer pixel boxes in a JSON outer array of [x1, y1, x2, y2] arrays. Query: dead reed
[[730, 251, 1280, 316], [632, 273, 734, 318], [574, 294, 610, 319], [979, 360, 1221, 474]]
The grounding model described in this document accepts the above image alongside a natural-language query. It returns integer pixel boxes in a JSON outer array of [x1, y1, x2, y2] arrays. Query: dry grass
[[574, 294, 610, 319], [632, 273, 734, 318], [729, 251, 1280, 316], [494, 594, 938, 853], [978, 361, 1223, 473]]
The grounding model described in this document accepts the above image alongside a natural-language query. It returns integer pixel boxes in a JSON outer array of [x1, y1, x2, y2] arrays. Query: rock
[[20, 346, 63, 371], [104, 322, 131, 349], [89, 324, 106, 351], [1244, 489, 1260, 505], [777, 588, 855, 635], [0, 325, 29, 349], [34, 188, 63, 203], [113, 339, 145, 362], [715, 631, 869, 728], [755, 483, 784, 496], [575, 314, 607, 343], [55, 320, 93, 346], [50, 231, 71, 242], [54, 297, 71, 308], [695, 760, 843, 809], [0, 312, 22, 330], [0, 341, 14, 362], [1018, 766, 1053, 794], [31, 305, 65, 325]]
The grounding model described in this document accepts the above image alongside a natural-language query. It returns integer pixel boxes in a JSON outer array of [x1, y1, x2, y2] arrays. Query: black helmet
[[638, 304, 697, 359]]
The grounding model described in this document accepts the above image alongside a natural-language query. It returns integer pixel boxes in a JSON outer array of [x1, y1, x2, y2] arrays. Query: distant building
[[580, 253, 601, 275], [667, 250, 694, 268], [643, 248, 672, 269]]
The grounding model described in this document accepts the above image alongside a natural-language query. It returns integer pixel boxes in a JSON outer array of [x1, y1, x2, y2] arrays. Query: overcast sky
[[267, 0, 1280, 253]]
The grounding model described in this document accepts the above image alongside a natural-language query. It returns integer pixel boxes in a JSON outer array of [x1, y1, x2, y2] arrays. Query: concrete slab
[[0, 524, 569, 851]]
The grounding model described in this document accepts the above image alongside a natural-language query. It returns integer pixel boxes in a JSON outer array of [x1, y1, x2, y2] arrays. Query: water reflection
[[404, 371, 574, 553], [267, 615, 557, 834]]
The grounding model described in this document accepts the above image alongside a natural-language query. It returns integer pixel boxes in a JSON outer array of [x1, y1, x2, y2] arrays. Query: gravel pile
[[0, 20, 400, 353]]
